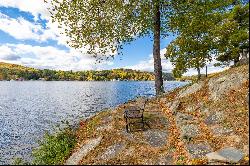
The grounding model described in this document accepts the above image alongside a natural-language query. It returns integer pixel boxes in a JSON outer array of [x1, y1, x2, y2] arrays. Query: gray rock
[[186, 102, 206, 113], [159, 117, 169, 127], [123, 147, 135, 156], [143, 130, 168, 147], [65, 137, 102, 165], [176, 113, 195, 127], [101, 115, 113, 123], [206, 147, 244, 163], [237, 59, 249, 66], [121, 129, 137, 142], [210, 126, 233, 136], [202, 108, 210, 114], [178, 82, 204, 98], [169, 100, 180, 113], [97, 143, 126, 161], [180, 124, 200, 138], [204, 112, 224, 125], [142, 159, 154, 165], [96, 124, 113, 131], [243, 145, 249, 155], [186, 104, 196, 113], [157, 154, 173, 165], [186, 143, 212, 159], [165, 102, 172, 108], [208, 72, 249, 101]]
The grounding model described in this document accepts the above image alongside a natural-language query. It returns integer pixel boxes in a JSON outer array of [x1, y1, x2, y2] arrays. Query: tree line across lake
[[0, 62, 175, 81]]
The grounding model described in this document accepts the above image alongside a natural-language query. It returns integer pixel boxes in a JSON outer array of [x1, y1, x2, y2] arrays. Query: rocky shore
[[65, 65, 249, 165]]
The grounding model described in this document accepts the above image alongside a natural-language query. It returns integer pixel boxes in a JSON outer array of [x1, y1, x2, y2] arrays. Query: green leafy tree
[[165, 0, 231, 80], [46, 0, 172, 95], [213, 2, 249, 65]]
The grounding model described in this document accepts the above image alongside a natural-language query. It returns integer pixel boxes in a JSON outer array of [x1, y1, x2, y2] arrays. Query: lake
[[0, 81, 188, 164]]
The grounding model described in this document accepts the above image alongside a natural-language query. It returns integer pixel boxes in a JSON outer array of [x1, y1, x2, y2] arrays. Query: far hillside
[[0, 62, 175, 81]]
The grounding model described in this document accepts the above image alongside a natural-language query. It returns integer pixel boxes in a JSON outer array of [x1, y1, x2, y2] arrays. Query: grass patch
[[12, 157, 30, 165], [32, 127, 76, 165], [176, 155, 186, 165]]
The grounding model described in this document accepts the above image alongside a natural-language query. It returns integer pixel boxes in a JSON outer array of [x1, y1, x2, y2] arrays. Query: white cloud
[[0, 0, 50, 21], [183, 56, 230, 76], [0, 13, 44, 40], [0, 0, 70, 46], [0, 1, 119, 53], [183, 65, 228, 76], [0, 45, 13, 57], [0, 1, 117, 70], [124, 48, 227, 75], [0, 43, 114, 71], [0, 12, 68, 44], [124, 48, 173, 73]]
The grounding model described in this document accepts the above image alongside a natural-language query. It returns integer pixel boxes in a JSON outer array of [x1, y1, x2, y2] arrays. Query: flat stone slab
[[186, 102, 206, 113], [120, 129, 145, 143], [65, 137, 102, 165], [120, 129, 135, 141], [243, 145, 249, 155], [123, 147, 135, 156], [157, 154, 174, 165], [208, 73, 248, 101], [142, 159, 154, 165], [186, 143, 212, 159], [176, 113, 195, 126], [210, 125, 233, 136], [165, 102, 172, 108], [178, 82, 203, 98], [143, 130, 168, 147], [169, 100, 180, 114], [204, 112, 224, 125], [186, 105, 196, 113], [101, 115, 113, 123], [96, 124, 113, 131], [180, 124, 200, 138], [98, 143, 126, 161], [159, 117, 169, 127], [206, 147, 244, 163]]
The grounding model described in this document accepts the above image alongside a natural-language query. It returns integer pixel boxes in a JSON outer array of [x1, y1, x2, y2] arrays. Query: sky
[[0, 0, 227, 76]]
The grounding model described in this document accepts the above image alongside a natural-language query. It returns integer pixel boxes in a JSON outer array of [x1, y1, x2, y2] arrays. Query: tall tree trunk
[[153, 0, 164, 95], [197, 67, 201, 80], [205, 66, 208, 77], [233, 56, 240, 66]]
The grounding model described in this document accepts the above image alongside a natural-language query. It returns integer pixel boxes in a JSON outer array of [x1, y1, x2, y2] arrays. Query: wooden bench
[[124, 98, 148, 132]]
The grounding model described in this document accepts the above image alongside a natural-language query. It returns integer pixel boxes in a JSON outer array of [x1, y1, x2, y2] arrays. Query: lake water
[[0, 81, 187, 164]]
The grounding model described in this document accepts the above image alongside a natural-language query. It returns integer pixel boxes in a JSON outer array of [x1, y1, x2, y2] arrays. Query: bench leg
[[142, 117, 145, 131], [125, 117, 129, 133]]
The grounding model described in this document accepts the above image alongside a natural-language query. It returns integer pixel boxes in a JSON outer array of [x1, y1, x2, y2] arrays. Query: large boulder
[[178, 82, 204, 98], [208, 72, 248, 101], [206, 147, 244, 163]]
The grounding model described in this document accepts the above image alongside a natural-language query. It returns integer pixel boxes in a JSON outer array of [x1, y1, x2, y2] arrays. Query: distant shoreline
[[0, 62, 175, 82]]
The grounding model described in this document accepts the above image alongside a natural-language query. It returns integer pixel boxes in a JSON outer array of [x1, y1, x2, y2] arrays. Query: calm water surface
[[0, 81, 188, 164]]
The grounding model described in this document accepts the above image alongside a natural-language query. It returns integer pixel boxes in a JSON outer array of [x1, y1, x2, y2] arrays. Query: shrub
[[32, 127, 76, 165], [12, 157, 29, 165]]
